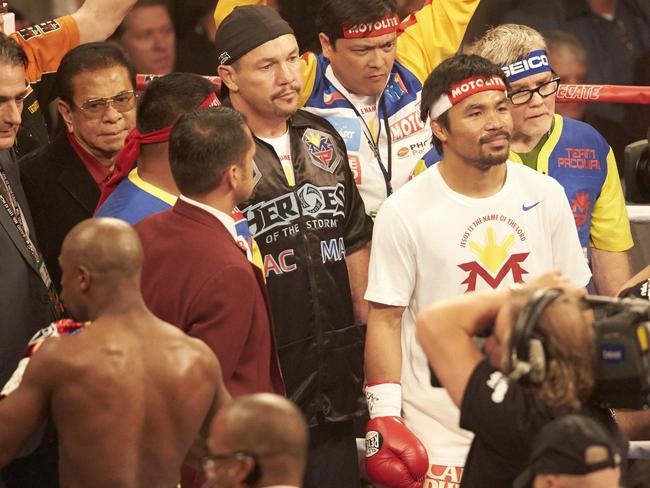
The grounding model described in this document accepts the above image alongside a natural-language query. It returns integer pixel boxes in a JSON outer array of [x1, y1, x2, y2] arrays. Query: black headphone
[[507, 288, 563, 384]]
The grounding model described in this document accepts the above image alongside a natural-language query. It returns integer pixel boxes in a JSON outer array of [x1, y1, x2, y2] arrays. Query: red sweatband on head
[[342, 13, 400, 39], [429, 75, 507, 120], [198, 91, 221, 108], [94, 91, 222, 212]]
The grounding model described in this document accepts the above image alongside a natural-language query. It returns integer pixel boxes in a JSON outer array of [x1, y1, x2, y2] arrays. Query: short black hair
[[0, 32, 27, 68], [316, 0, 397, 45], [56, 42, 136, 104], [170, 107, 250, 197], [420, 54, 508, 154], [137, 72, 217, 132], [112, 0, 171, 39]]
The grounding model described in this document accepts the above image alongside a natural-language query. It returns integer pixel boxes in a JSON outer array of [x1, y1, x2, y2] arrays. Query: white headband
[[429, 75, 507, 119]]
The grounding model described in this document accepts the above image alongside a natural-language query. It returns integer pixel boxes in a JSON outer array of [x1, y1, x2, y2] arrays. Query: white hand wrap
[[365, 382, 402, 419]]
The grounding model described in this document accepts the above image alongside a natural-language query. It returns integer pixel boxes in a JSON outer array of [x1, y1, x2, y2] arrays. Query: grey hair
[[0, 33, 27, 68], [469, 24, 547, 66]]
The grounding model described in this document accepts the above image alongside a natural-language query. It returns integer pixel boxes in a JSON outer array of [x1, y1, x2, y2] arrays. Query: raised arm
[[415, 290, 505, 406], [71, 0, 138, 43]]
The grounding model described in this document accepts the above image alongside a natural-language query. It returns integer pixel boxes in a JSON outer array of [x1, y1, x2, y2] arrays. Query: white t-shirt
[[365, 161, 591, 467], [259, 131, 294, 187]]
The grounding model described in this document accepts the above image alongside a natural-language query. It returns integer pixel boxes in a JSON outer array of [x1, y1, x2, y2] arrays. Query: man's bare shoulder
[[167, 328, 222, 378], [137, 316, 222, 379], [29, 315, 222, 392]]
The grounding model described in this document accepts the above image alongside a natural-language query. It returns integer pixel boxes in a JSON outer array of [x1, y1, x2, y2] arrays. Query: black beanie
[[214, 5, 295, 66]]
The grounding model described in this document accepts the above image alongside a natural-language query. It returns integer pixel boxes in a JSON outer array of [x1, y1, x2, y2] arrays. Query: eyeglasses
[[74, 90, 136, 116], [202, 451, 253, 469], [507, 77, 560, 106]]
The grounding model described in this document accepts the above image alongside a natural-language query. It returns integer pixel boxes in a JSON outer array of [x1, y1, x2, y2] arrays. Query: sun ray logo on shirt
[[302, 128, 342, 173], [458, 225, 529, 292]]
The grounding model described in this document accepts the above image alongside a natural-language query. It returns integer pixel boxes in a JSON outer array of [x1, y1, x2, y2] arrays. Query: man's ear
[[58, 100, 75, 134], [430, 119, 448, 145], [78, 265, 91, 293], [237, 456, 257, 484], [218, 65, 239, 94], [319, 32, 333, 60], [221, 164, 238, 191]]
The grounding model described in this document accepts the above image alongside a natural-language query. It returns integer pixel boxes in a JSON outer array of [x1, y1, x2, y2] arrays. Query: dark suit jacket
[[0, 149, 59, 487], [19, 132, 100, 292], [0, 150, 58, 386]]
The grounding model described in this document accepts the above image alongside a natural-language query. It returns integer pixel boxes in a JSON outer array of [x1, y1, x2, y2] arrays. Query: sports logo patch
[[302, 128, 342, 174], [571, 191, 591, 231], [365, 430, 382, 457], [17, 20, 61, 41]]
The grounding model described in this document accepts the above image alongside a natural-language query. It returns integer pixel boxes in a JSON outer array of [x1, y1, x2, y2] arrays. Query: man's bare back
[[0, 218, 229, 487]]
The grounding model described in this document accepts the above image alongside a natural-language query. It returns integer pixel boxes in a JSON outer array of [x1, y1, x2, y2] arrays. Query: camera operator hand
[[527, 269, 587, 298]]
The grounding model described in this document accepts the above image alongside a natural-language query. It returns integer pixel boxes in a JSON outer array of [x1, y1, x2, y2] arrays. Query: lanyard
[[0, 167, 62, 315], [350, 96, 393, 197], [0, 168, 40, 263]]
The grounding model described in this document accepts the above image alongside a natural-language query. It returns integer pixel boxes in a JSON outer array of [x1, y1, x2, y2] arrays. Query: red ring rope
[[556, 84, 650, 104], [136, 75, 650, 105]]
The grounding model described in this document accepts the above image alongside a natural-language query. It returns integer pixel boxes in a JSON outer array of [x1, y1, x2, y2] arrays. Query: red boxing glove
[[365, 416, 429, 488]]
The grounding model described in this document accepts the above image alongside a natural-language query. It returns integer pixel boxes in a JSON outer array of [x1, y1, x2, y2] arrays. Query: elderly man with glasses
[[19, 42, 136, 292], [414, 24, 633, 298]]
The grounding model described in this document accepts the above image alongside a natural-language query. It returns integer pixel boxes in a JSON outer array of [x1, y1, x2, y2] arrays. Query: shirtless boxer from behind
[[0, 217, 229, 488]]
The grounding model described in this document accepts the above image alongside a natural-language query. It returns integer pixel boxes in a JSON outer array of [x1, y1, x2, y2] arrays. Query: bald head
[[208, 394, 308, 486], [59, 219, 144, 321], [61, 218, 143, 279]]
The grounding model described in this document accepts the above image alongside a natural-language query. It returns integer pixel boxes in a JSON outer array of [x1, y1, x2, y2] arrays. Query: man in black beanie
[[215, 6, 373, 488]]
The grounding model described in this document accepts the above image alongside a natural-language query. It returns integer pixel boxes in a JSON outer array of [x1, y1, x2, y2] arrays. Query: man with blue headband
[[414, 24, 633, 297]]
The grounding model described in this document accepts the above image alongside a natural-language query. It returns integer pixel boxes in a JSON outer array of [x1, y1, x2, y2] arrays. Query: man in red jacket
[[136, 106, 284, 487]]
